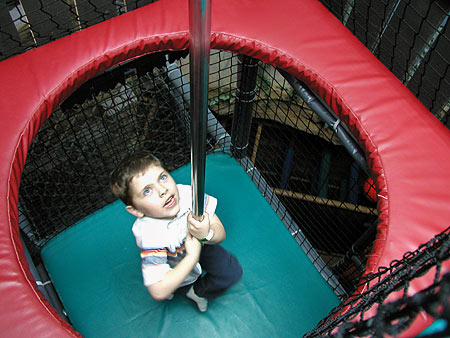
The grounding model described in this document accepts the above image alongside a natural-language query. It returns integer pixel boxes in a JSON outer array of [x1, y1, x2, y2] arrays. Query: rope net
[[17, 50, 450, 336], [1, 0, 448, 127], [321, 0, 450, 124], [2, 0, 447, 336], [19, 50, 377, 295], [305, 226, 450, 338]]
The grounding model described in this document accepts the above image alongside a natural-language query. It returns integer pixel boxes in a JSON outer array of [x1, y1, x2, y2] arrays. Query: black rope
[[304, 227, 450, 338], [14, 47, 448, 337]]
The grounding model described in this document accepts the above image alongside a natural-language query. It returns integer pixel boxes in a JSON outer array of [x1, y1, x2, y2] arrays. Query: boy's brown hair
[[109, 152, 164, 206]]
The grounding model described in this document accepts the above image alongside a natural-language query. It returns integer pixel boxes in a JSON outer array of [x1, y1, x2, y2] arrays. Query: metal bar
[[272, 188, 377, 215], [165, 56, 232, 150], [71, 0, 82, 31], [279, 69, 371, 176], [189, 0, 211, 219], [370, 0, 401, 53], [0, 3, 24, 58], [231, 54, 259, 158], [405, 8, 449, 85], [11, 1, 37, 47], [342, 0, 354, 26], [250, 123, 263, 164]]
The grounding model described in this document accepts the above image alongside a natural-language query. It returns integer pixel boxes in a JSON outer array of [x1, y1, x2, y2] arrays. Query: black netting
[[304, 226, 450, 338], [227, 59, 378, 294], [1, 0, 447, 127], [19, 50, 193, 248], [0, 0, 159, 60], [2, 1, 447, 335], [19, 51, 377, 299], [321, 0, 450, 127]]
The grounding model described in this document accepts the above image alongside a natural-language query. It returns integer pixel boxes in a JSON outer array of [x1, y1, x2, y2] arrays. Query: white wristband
[[198, 229, 214, 242]]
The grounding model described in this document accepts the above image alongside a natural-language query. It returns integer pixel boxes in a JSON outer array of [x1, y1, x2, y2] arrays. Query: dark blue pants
[[178, 244, 242, 299]]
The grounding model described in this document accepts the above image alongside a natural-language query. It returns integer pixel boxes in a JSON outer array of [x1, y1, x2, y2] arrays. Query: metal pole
[[231, 55, 259, 158], [189, 0, 211, 219], [279, 69, 370, 176]]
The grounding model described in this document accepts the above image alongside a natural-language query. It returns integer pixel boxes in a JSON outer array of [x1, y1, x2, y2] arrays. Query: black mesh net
[[0, 0, 159, 58], [19, 50, 193, 247], [1, 0, 448, 127], [305, 226, 450, 338], [18, 50, 378, 299], [1, 1, 448, 336], [321, 0, 450, 127]]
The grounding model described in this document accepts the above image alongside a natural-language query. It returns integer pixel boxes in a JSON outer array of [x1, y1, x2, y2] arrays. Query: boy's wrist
[[198, 228, 214, 242], [185, 249, 201, 262]]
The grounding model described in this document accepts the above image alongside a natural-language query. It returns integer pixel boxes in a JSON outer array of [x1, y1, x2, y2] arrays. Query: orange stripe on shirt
[[141, 243, 185, 258]]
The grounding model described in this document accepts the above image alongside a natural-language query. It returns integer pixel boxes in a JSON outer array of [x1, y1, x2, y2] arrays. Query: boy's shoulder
[[176, 183, 190, 192], [132, 215, 171, 246], [132, 215, 164, 235], [176, 184, 192, 201]]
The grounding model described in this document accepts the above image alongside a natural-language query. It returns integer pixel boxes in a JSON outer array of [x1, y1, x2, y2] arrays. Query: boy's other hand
[[187, 212, 210, 239], [184, 232, 201, 258]]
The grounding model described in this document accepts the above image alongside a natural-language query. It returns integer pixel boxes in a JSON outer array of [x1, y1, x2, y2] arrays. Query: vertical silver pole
[[189, 0, 211, 219]]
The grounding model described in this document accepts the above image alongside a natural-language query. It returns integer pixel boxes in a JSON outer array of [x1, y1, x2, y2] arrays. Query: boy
[[110, 152, 242, 312]]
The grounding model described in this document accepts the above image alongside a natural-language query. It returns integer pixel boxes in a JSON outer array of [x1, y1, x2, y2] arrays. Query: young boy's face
[[126, 165, 180, 219]]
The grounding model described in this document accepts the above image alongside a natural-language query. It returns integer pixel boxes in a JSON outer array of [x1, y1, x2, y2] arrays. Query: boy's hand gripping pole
[[189, 0, 211, 221]]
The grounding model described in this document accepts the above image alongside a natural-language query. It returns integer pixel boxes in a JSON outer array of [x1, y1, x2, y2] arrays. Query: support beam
[[273, 188, 377, 215]]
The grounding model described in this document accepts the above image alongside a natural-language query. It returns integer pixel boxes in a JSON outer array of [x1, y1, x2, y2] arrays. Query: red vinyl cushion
[[0, 0, 449, 336]]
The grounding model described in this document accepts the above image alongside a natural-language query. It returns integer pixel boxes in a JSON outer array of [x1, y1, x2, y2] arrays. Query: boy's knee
[[227, 254, 243, 285]]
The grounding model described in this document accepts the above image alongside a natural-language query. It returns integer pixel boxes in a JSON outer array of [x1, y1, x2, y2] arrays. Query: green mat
[[42, 152, 339, 338]]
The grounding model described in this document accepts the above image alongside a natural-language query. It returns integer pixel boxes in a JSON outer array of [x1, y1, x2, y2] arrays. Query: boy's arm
[[205, 214, 226, 244], [147, 232, 201, 301], [188, 212, 226, 245]]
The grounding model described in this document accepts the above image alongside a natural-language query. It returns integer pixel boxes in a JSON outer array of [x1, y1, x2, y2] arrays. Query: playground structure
[[0, 0, 449, 337]]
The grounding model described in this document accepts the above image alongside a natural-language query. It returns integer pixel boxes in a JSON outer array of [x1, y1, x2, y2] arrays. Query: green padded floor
[[41, 152, 340, 338]]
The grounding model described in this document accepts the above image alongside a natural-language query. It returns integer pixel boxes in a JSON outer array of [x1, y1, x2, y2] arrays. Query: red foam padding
[[0, 0, 449, 336]]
